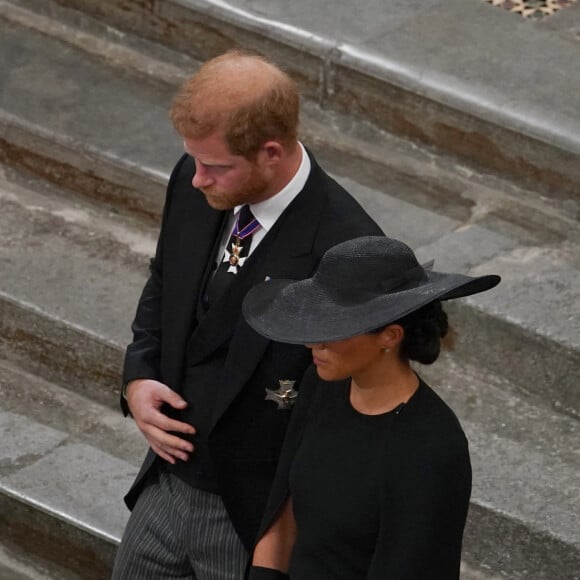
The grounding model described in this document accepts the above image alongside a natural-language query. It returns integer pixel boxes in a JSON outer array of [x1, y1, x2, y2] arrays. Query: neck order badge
[[226, 206, 261, 273], [204, 205, 261, 308]]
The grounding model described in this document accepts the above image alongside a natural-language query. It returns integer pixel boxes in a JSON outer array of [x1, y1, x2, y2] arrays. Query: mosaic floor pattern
[[485, 0, 577, 18]]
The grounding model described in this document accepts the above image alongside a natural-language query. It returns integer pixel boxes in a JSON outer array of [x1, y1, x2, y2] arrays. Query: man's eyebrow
[[196, 159, 230, 168]]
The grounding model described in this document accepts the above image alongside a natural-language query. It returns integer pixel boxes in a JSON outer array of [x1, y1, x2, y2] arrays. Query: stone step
[[0, 7, 174, 223], [2, 0, 578, 229], [3, 0, 580, 205], [0, 543, 57, 580], [0, 356, 510, 580], [0, 357, 146, 579], [1, 341, 577, 579], [1, 54, 579, 417], [419, 357, 580, 579], [0, 168, 577, 578], [0, 163, 153, 406], [1, 0, 578, 236], [0, 7, 577, 577]]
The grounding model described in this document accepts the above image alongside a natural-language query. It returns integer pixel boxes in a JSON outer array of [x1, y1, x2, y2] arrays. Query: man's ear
[[260, 141, 284, 164]]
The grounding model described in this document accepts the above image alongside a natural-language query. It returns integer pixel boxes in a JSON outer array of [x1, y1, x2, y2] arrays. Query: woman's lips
[[312, 356, 326, 365]]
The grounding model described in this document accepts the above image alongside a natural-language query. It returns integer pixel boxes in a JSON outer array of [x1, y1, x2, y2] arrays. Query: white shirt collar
[[233, 142, 311, 232]]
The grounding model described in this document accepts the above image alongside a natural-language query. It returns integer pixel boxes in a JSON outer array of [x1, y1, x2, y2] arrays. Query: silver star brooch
[[265, 380, 298, 410]]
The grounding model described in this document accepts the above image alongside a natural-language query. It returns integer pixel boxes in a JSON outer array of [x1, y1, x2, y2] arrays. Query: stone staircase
[[0, 1, 578, 579]]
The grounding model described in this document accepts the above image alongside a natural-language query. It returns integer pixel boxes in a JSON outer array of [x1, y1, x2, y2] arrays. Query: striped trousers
[[111, 471, 248, 579]]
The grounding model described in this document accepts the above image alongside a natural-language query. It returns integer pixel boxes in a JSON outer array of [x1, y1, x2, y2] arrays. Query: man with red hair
[[113, 50, 382, 579]]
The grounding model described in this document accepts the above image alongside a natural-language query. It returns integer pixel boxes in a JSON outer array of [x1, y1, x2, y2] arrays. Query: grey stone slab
[[236, 0, 400, 45], [0, 563, 37, 580], [198, 0, 580, 156], [7, 0, 578, 205], [0, 291, 125, 408], [0, 165, 152, 345], [460, 563, 502, 580], [0, 166, 149, 403], [1, 443, 136, 540], [416, 236, 580, 415], [419, 357, 580, 577], [0, 357, 142, 577], [0, 358, 147, 466], [0, 2, 576, 576], [337, 175, 458, 248], [1, 491, 117, 579], [0, 0, 579, 413], [159, 0, 580, 202], [0, 0, 197, 86], [0, 411, 67, 468], [0, 17, 182, 177], [444, 298, 580, 419], [0, 543, 53, 580], [415, 224, 518, 273], [470, 248, 580, 351]]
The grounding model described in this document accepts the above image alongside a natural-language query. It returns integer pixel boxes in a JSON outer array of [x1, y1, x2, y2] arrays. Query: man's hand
[[126, 379, 196, 464]]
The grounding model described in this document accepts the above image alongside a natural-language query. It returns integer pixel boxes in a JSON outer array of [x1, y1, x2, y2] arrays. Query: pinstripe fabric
[[112, 471, 248, 579]]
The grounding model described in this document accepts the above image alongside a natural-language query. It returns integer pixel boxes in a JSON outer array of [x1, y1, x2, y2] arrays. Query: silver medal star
[[265, 380, 298, 410]]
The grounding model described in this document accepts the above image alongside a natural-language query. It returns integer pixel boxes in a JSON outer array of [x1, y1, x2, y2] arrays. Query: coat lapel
[[161, 181, 228, 390], [207, 174, 330, 429]]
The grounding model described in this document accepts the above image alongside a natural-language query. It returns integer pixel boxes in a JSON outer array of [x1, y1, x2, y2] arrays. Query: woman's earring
[[383, 347, 390, 353]]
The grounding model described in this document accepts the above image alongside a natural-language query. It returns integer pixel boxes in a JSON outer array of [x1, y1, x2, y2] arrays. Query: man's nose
[[192, 164, 213, 188]]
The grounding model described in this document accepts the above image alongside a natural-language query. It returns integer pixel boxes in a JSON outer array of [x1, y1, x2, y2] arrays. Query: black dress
[[258, 366, 471, 580]]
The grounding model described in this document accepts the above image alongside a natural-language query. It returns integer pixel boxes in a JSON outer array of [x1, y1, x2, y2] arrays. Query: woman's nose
[[306, 343, 326, 350]]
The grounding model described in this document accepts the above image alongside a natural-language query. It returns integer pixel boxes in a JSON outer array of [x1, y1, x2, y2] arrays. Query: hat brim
[[242, 272, 500, 345]]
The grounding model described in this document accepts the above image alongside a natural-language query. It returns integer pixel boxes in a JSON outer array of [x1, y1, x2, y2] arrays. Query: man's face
[[183, 133, 271, 210]]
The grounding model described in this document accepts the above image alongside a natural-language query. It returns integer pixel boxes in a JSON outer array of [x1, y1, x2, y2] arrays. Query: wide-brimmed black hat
[[242, 236, 500, 344]]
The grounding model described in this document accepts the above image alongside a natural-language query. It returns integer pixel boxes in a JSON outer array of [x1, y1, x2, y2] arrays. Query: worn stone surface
[[0, 18, 179, 176], [12, 0, 580, 199], [0, 411, 67, 473], [0, 358, 144, 578], [0, 293, 125, 408], [339, 175, 459, 247], [0, 1, 578, 578], [1, 493, 117, 580], [0, 359, 146, 465], [420, 357, 580, 577], [2, 442, 135, 541], [0, 360, 143, 541], [0, 165, 152, 345], [0, 543, 55, 580]]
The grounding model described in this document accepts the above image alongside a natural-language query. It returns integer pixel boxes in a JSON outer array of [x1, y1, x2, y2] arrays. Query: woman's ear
[[380, 324, 404, 351]]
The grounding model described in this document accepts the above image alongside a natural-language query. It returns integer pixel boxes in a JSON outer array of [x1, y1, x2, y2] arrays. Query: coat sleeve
[[366, 434, 471, 580], [120, 155, 188, 411]]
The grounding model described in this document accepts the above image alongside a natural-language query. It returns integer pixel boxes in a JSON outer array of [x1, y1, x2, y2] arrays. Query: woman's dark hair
[[371, 301, 451, 364]]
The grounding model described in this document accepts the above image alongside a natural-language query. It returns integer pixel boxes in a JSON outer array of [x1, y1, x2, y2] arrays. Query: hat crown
[[313, 237, 427, 300]]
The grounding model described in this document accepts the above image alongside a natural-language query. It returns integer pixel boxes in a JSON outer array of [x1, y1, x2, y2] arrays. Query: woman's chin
[[315, 366, 345, 382]]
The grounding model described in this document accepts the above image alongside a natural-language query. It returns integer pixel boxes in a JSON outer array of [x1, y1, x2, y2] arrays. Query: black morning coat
[[120, 150, 384, 551]]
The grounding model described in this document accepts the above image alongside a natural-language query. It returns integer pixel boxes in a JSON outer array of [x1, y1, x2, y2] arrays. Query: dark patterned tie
[[204, 205, 260, 307]]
